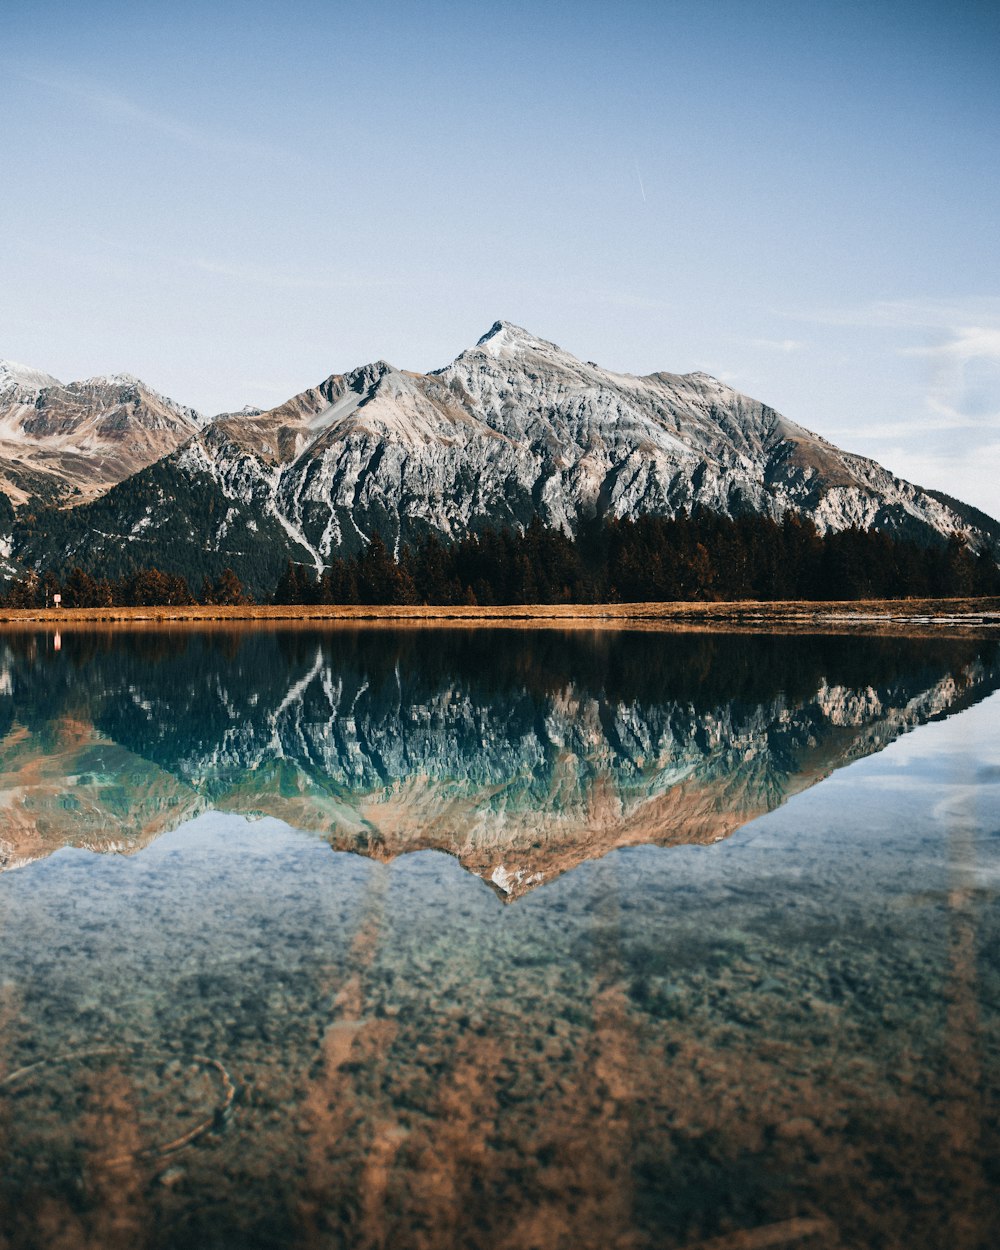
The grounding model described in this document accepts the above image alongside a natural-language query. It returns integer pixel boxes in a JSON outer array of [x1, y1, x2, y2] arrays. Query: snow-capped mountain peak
[[470, 320, 578, 364], [0, 364, 204, 505], [140, 321, 999, 576], [1, 323, 997, 584], [0, 359, 62, 397], [82, 371, 142, 388]]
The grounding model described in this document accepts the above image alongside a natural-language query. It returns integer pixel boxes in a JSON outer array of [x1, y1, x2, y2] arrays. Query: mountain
[[0, 359, 204, 507], [3, 324, 998, 590], [2, 630, 997, 894]]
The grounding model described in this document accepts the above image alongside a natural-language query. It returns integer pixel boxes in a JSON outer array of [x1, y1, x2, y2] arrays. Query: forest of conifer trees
[[5, 510, 995, 608], [271, 513, 1000, 605]]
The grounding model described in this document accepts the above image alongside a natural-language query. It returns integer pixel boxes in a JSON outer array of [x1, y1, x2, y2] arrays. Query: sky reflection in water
[[0, 627, 998, 1250]]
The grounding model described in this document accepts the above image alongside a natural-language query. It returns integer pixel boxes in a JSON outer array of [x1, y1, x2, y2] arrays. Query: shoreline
[[0, 596, 997, 631]]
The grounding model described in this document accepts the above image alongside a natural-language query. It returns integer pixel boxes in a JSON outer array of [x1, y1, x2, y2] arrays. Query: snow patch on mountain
[[0, 360, 62, 397], [0, 364, 205, 505], [4, 324, 998, 576], [121, 320, 997, 568]]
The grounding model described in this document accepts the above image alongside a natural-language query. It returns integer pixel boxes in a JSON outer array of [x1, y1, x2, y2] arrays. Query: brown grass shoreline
[[0, 596, 997, 632]]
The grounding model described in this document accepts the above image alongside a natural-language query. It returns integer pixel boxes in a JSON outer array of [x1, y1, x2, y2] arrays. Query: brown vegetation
[[0, 597, 997, 631]]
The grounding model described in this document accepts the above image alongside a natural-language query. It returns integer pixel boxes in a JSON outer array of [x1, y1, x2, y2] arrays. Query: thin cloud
[[192, 259, 404, 293], [900, 326, 1000, 362], [20, 69, 287, 162], [790, 297, 1000, 332], [902, 325, 1000, 428], [865, 439, 1000, 519], [924, 395, 1000, 428], [588, 289, 672, 312], [836, 406, 1000, 438], [788, 297, 1000, 439], [750, 337, 804, 353], [193, 260, 335, 291], [633, 160, 647, 204]]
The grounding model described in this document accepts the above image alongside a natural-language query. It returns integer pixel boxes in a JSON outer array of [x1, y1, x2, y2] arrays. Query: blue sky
[[3, 0, 998, 514]]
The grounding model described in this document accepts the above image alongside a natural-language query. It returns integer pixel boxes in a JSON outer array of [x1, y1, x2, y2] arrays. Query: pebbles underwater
[[0, 627, 998, 1249]]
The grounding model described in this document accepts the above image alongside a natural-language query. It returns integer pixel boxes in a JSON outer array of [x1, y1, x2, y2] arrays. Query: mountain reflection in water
[[0, 628, 997, 892], [1, 628, 999, 1250]]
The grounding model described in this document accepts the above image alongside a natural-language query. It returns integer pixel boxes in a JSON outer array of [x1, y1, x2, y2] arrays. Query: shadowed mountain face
[[1, 628, 997, 893], [7, 325, 998, 592], [128, 323, 1000, 567]]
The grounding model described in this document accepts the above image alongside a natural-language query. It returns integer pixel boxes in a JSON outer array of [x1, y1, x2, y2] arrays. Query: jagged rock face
[[80, 321, 1000, 576], [0, 360, 203, 507], [2, 629, 997, 895], [5, 324, 999, 583]]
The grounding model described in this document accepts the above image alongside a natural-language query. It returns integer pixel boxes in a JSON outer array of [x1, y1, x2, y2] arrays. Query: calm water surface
[[0, 628, 998, 1250]]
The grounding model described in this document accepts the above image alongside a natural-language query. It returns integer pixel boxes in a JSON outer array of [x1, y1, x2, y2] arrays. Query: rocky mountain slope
[[0, 359, 203, 507], [3, 324, 998, 589], [147, 322, 1000, 566]]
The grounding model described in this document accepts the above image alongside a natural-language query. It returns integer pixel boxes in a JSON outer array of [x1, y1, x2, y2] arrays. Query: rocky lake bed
[[0, 624, 997, 1249]]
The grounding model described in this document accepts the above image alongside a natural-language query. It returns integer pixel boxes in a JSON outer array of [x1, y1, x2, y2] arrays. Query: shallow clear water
[[0, 628, 998, 1250]]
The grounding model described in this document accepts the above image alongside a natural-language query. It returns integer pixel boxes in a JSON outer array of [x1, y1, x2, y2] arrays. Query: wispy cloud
[[901, 324, 1000, 429], [192, 259, 405, 293], [900, 325, 1000, 362], [790, 297, 1000, 332], [750, 337, 804, 353], [588, 289, 673, 312], [633, 160, 647, 204], [193, 260, 334, 291], [867, 438, 1000, 520], [790, 297, 1000, 433], [20, 69, 287, 162], [836, 413, 993, 439]]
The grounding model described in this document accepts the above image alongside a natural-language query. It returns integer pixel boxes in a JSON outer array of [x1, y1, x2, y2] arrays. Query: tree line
[[0, 566, 251, 609], [3, 511, 998, 609], [275, 511, 1000, 604]]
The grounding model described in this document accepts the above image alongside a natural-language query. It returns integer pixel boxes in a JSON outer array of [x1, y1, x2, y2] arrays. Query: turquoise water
[[0, 628, 998, 1249]]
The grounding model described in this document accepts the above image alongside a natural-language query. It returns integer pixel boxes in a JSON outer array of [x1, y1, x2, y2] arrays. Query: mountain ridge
[[1, 323, 997, 590], [0, 359, 205, 507]]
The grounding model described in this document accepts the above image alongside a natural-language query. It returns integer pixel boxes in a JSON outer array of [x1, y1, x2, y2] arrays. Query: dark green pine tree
[[273, 560, 303, 605]]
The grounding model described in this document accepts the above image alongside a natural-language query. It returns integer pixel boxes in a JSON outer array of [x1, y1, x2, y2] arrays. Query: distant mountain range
[[2, 323, 998, 591], [0, 360, 203, 507]]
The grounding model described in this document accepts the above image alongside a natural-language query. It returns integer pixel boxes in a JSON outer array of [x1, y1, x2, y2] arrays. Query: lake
[[0, 626, 998, 1250]]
